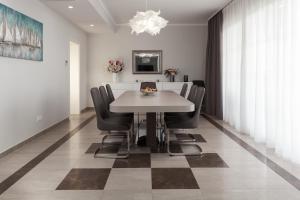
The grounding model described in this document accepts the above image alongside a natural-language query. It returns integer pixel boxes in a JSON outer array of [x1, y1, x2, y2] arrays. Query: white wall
[[87, 25, 208, 106], [0, 0, 88, 153]]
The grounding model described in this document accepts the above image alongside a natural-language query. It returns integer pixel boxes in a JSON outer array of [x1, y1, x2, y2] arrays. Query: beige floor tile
[[151, 153, 190, 168], [103, 190, 152, 200], [201, 188, 300, 200], [192, 168, 295, 190], [3, 168, 69, 195], [73, 154, 115, 168], [152, 189, 202, 200], [0, 191, 103, 200], [34, 155, 78, 170], [105, 168, 151, 190]]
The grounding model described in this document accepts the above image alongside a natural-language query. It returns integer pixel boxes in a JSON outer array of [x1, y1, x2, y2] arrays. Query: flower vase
[[112, 73, 118, 83]]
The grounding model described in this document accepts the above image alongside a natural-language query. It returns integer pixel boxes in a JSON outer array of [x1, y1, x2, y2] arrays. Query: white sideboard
[[102, 82, 193, 99]]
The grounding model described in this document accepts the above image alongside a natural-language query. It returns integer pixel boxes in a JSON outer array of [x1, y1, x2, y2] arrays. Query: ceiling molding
[[88, 0, 117, 32], [208, 0, 233, 20]]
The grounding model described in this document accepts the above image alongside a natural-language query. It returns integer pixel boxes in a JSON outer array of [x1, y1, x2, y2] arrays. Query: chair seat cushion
[[165, 114, 197, 129], [164, 112, 187, 118], [99, 116, 133, 131], [109, 112, 134, 118]]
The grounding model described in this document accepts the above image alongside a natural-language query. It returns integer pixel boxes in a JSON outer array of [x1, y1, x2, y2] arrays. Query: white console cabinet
[[102, 82, 193, 99]]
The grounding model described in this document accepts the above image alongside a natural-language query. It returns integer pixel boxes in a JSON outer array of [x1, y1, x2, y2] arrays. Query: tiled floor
[[152, 168, 199, 189], [57, 168, 111, 190], [0, 113, 299, 199]]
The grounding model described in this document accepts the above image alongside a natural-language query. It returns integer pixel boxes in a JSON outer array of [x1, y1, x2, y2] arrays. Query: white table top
[[110, 91, 195, 113]]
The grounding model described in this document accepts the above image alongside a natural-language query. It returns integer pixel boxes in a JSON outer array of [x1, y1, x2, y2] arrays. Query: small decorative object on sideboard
[[106, 59, 124, 83], [184, 75, 189, 82], [164, 68, 178, 82]]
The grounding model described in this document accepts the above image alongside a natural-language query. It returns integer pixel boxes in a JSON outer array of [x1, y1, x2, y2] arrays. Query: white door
[[70, 41, 80, 114]]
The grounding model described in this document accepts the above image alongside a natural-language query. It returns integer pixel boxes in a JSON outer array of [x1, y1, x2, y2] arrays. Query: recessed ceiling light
[[68, 5, 74, 9], [90, 24, 95, 27]]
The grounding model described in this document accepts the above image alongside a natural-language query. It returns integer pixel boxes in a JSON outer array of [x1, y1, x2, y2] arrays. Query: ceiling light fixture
[[68, 5, 74, 9], [129, 0, 168, 36], [90, 24, 95, 27]]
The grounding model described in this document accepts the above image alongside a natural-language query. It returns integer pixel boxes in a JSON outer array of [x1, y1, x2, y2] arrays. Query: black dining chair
[[187, 85, 198, 102], [106, 84, 115, 104], [99, 86, 135, 142], [99, 86, 133, 118], [162, 85, 198, 143], [180, 83, 188, 97], [90, 87, 133, 159], [165, 85, 198, 117], [164, 86, 205, 156]]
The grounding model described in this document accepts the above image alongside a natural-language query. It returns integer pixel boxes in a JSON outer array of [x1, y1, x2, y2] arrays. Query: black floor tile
[[56, 168, 111, 190], [176, 133, 206, 143], [151, 143, 183, 153], [113, 153, 151, 168], [152, 168, 199, 189], [186, 153, 229, 168], [85, 143, 120, 154]]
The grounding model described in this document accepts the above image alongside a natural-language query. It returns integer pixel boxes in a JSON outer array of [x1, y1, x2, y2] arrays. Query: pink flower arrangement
[[107, 59, 124, 73]]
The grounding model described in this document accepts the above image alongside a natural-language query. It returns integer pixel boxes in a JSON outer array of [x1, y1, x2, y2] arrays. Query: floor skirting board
[[81, 107, 95, 113], [0, 117, 69, 159]]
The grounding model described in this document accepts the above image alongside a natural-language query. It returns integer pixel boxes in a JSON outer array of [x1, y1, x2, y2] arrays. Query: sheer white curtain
[[222, 0, 300, 163]]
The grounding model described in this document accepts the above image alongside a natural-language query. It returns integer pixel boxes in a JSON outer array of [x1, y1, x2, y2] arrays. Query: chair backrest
[[106, 84, 115, 103], [90, 87, 109, 130], [193, 87, 205, 117], [192, 80, 205, 88], [140, 82, 157, 90], [180, 83, 188, 97], [187, 85, 198, 101], [189, 87, 205, 126], [99, 86, 110, 110]]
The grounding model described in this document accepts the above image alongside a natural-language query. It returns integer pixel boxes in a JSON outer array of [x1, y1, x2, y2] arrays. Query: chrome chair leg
[[131, 120, 136, 144], [94, 129, 131, 159], [137, 113, 139, 136], [166, 125, 202, 156], [173, 133, 197, 143], [127, 128, 130, 154]]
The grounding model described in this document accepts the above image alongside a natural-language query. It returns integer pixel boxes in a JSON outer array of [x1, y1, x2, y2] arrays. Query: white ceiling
[[41, 0, 111, 34], [103, 0, 230, 24], [42, 0, 231, 33]]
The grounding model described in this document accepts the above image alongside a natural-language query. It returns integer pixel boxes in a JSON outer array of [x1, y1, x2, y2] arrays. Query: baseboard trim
[[81, 107, 94, 113], [0, 117, 69, 159]]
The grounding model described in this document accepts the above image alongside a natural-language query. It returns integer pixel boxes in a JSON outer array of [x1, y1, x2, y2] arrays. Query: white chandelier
[[129, 1, 168, 36]]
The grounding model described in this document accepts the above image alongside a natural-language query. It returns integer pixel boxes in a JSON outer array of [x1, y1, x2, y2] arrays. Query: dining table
[[110, 90, 195, 150]]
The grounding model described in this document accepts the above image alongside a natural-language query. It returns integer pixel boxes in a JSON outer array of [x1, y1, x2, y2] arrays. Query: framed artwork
[[0, 3, 43, 61], [132, 50, 162, 74]]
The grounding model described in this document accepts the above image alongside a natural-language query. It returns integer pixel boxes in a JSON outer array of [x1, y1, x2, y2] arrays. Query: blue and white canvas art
[[0, 3, 43, 61]]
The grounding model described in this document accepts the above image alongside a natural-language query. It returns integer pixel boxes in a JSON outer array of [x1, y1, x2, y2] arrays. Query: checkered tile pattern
[[57, 134, 228, 190], [3, 117, 297, 200]]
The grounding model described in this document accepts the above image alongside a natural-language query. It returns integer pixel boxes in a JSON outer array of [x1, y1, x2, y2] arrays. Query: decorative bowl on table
[[140, 87, 157, 96]]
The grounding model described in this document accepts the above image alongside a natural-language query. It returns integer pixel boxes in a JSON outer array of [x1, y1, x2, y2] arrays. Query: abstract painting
[[0, 3, 43, 61], [132, 50, 162, 74]]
